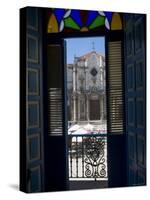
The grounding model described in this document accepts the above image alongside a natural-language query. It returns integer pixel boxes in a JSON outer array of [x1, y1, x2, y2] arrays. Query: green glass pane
[[64, 17, 80, 30], [89, 16, 105, 30]]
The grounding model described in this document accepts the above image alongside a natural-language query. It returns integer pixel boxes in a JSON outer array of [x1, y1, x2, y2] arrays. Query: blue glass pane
[[54, 9, 66, 25], [87, 11, 98, 26], [104, 12, 113, 23], [70, 10, 83, 27]]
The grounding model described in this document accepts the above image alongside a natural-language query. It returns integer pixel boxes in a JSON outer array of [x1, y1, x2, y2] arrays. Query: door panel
[[20, 7, 45, 193], [44, 39, 68, 191], [124, 14, 146, 186], [106, 32, 126, 187]]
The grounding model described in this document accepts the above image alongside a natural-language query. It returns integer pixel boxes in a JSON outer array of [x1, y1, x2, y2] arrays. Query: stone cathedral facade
[[67, 49, 106, 123]]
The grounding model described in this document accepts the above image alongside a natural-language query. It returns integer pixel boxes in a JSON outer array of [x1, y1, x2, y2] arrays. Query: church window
[[90, 68, 98, 77]]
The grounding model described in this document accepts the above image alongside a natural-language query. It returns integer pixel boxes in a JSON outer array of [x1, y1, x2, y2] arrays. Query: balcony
[[68, 133, 108, 181]]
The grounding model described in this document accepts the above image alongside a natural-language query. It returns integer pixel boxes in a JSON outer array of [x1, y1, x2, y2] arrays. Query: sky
[[65, 37, 105, 64]]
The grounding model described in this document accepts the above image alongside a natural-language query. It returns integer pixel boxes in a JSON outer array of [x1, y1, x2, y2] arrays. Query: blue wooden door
[[124, 14, 146, 186], [20, 7, 45, 192]]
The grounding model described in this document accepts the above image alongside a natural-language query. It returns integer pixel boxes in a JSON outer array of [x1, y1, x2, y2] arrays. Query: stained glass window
[[47, 8, 122, 33]]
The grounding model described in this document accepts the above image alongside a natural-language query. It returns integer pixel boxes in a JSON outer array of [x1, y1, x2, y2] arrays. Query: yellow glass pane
[[111, 13, 122, 30], [80, 27, 88, 32], [47, 14, 58, 33]]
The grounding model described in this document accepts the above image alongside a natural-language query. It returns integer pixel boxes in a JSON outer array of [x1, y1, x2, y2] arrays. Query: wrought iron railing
[[68, 134, 108, 181]]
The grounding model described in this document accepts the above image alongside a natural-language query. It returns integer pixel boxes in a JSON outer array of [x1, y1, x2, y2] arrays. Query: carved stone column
[[100, 96, 104, 120], [73, 94, 77, 122], [73, 63, 76, 122], [86, 95, 90, 122], [78, 96, 80, 121]]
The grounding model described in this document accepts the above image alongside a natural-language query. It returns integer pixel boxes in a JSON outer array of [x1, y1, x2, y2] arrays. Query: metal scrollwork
[[84, 136, 106, 180]]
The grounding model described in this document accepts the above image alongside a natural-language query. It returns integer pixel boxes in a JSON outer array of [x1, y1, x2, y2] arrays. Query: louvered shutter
[[108, 41, 124, 133], [47, 45, 63, 136]]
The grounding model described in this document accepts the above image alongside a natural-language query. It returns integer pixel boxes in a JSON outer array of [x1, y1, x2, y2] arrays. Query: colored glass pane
[[47, 14, 58, 33], [70, 10, 83, 27], [47, 8, 122, 33], [64, 17, 80, 30], [87, 11, 98, 26], [54, 9, 65, 25], [111, 13, 122, 30], [89, 16, 105, 30], [104, 12, 113, 23], [80, 27, 88, 32]]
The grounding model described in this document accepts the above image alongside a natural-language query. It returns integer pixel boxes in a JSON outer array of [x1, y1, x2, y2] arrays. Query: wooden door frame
[[42, 8, 126, 188], [43, 31, 125, 189]]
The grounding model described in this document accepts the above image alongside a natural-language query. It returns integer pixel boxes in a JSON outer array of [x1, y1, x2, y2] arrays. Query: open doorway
[[65, 37, 108, 189]]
